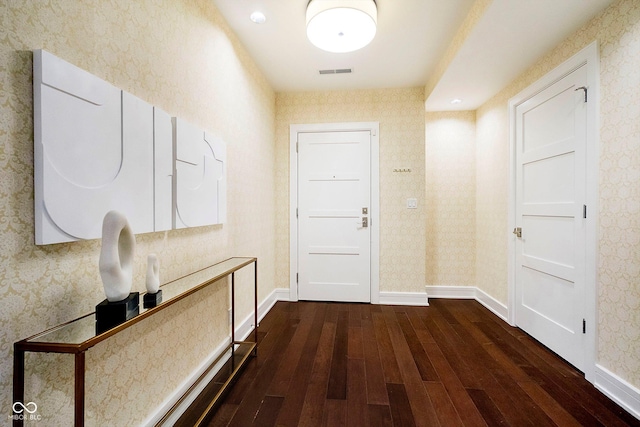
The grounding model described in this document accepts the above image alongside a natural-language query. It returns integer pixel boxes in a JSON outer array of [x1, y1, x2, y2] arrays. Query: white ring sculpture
[[99, 211, 135, 302]]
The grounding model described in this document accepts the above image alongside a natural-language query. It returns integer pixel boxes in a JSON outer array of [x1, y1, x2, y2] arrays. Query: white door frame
[[508, 41, 599, 382], [290, 122, 380, 303]]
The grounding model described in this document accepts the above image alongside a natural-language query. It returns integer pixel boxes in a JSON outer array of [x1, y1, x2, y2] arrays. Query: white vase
[[146, 254, 160, 294], [99, 211, 135, 302]]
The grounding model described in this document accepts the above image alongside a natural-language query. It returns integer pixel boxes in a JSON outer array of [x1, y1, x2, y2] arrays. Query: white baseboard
[[235, 287, 290, 340], [273, 287, 291, 302], [425, 285, 476, 299], [475, 288, 509, 323], [143, 287, 290, 426], [378, 291, 429, 306], [595, 364, 640, 421], [425, 285, 509, 323]]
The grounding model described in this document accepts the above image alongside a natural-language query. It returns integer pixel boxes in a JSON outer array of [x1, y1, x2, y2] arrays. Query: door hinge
[[583, 205, 587, 219], [296, 273, 299, 283], [583, 319, 586, 334], [296, 141, 299, 153], [575, 86, 587, 103], [296, 208, 298, 218]]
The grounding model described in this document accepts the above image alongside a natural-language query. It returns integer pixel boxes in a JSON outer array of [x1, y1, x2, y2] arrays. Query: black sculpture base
[[143, 290, 163, 308], [96, 292, 139, 334]]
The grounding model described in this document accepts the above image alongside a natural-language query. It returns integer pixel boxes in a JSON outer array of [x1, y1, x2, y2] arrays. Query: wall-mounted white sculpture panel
[[173, 118, 227, 229], [154, 107, 174, 232], [33, 50, 173, 244]]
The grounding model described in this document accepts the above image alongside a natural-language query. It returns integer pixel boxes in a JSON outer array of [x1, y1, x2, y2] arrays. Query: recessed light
[[250, 11, 266, 24], [451, 98, 463, 105]]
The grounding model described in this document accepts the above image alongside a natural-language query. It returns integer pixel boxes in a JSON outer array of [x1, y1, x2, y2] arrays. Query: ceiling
[[212, 0, 614, 110]]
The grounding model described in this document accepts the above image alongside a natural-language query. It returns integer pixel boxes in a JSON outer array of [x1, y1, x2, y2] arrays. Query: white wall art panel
[[153, 107, 174, 232], [173, 118, 227, 229], [120, 92, 155, 232], [33, 49, 156, 244], [209, 133, 227, 224], [34, 50, 225, 244]]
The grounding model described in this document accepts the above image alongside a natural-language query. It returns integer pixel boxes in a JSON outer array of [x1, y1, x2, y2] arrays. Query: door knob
[[513, 227, 522, 238]]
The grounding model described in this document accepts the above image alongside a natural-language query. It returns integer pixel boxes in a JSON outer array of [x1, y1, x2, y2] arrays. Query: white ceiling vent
[[319, 68, 352, 75]]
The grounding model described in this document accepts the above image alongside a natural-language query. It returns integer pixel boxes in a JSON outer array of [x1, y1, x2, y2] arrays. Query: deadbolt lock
[[362, 207, 368, 214], [513, 227, 522, 238]]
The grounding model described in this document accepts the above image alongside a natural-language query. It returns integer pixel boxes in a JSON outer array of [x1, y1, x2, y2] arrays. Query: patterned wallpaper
[[275, 88, 427, 294], [425, 111, 477, 287], [475, 105, 510, 304], [0, 0, 276, 424], [475, 0, 640, 389]]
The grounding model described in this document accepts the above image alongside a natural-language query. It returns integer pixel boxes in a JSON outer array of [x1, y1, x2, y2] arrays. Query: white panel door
[[514, 65, 587, 371], [297, 130, 371, 302]]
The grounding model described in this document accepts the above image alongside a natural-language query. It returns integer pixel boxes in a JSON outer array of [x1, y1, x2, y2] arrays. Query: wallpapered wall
[[475, 0, 640, 389], [425, 111, 477, 287], [275, 88, 427, 295], [0, 0, 276, 424]]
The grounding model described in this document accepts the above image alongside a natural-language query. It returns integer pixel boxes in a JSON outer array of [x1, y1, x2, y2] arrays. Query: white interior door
[[297, 130, 371, 302], [514, 65, 587, 371]]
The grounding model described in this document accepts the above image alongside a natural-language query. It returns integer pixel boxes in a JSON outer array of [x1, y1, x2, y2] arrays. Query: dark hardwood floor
[[203, 300, 639, 426]]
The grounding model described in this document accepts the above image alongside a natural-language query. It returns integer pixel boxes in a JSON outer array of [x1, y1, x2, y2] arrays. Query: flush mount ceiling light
[[306, 0, 377, 53]]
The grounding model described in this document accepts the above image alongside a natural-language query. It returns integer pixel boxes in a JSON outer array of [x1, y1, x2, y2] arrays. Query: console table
[[13, 257, 258, 427]]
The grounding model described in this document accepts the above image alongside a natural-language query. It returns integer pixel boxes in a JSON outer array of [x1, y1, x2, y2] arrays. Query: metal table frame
[[13, 257, 258, 426]]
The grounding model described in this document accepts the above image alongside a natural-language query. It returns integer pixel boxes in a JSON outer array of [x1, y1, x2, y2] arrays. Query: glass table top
[[21, 257, 256, 347]]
